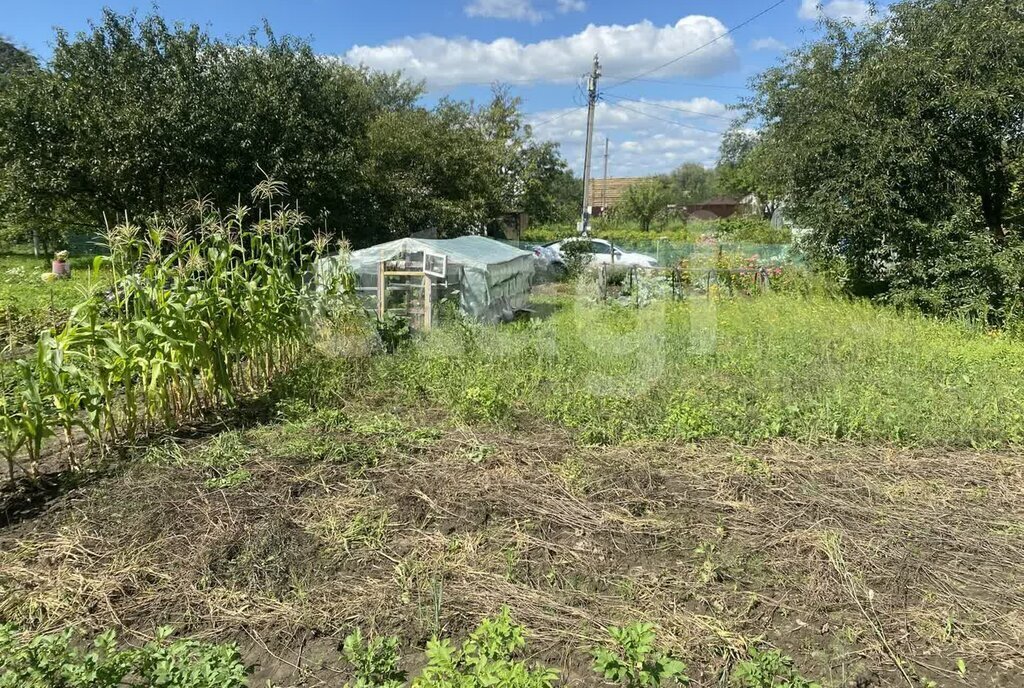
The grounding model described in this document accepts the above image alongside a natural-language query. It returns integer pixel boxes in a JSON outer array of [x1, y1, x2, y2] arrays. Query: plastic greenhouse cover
[[348, 236, 533, 272]]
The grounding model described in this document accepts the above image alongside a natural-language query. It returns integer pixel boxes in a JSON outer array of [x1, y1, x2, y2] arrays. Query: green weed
[[730, 646, 820, 688]]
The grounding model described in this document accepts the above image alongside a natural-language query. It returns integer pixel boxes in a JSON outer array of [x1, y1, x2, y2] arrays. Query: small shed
[[319, 236, 534, 327]]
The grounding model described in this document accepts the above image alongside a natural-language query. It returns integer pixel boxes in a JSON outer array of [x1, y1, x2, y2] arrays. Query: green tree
[[663, 162, 717, 206], [715, 127, 780, 219], [620, 179, 669, 231], [0, 10, 578, 249], [743, 0, 1024, 321], [0, 38, 36, 73], [522, 141, 582, 224]]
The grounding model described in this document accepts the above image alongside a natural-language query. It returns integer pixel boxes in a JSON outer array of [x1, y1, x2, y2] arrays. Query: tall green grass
[[360, 293, 1024, 446]]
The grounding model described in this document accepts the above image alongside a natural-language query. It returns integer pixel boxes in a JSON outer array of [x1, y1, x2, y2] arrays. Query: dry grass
[[1, 408, 1023, 687]]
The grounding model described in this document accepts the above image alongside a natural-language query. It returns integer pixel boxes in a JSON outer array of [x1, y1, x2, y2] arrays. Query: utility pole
[[603, 137, 612, 264], [578, 53, 601, 236], [601, 137, 609, 212]]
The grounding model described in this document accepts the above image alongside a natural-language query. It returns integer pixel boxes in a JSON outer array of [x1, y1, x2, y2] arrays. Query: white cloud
[[343, 15, 738, 88], [556, 0, 586, 13], [750, 37, 786, 51], [465, 0, 542, 22], [798, 0, 873, 23], [528, 98, 731, 176]]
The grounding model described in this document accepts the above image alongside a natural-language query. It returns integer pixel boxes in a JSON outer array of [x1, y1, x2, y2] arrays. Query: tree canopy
[[743, 0, 1024, 321], [0, 38, 36, 74], [0, 11, 579, 250]]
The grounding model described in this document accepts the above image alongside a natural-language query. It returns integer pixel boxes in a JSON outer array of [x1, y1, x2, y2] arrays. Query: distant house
[[587, 177, 649, 216], [684, 196, 746, 220]]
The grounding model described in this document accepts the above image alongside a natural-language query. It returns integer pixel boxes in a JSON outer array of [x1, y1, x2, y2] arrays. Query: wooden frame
[[376, 260, 436, 330]]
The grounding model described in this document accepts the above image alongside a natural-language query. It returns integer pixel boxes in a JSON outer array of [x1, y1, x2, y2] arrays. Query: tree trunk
[[980, 188, 1007, 245]]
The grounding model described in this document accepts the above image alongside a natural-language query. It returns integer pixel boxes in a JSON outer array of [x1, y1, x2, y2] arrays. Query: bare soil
[[1, 405, 1022, 687]]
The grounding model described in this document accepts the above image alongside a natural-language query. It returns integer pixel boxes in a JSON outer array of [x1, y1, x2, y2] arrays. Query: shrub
[[702, 217, 791, 244], [559, 238, 593, 279], [592, 623, 689, 687]]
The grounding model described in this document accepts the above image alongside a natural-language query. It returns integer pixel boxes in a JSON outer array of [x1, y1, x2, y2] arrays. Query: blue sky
[[4, 0, 883, 176]]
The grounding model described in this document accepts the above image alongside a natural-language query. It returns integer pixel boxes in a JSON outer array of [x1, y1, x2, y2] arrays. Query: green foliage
[[412, 607, 558, 688], [522, 224, 691, 244], [715, 128, 780, 219], [559, 238, 594, 279], [619, 180, 670, 232], [521, 142, 582, 225], [349, 291, 1024, 447], [730, 647, 820, 688], [341, 628, 405, 688], [1, 180, 350, 482], [0, 624, 248, 688], [0, 11, 577, 247], [0, 251, 107, 347], [592, 623, 689, 687], [375, 313, 413, 353], [661, 163, 718, 207], [744, 0, 1024, 323], [0, 38, 36, 74], [697, 217, 790, 244]]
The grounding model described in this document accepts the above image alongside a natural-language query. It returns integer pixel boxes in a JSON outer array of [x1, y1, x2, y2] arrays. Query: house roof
[[689, 196, 741, 207], [587, 177, 649, 208]]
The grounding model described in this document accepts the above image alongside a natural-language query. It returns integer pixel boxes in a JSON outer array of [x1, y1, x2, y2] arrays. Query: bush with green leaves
[[730, 647, 820, 688], [0, 624, 248, 688], [592, 623, 689, 687], [341, 628, 405, 688], [559, 238, 593, 280], [412, 607, 558, 688]]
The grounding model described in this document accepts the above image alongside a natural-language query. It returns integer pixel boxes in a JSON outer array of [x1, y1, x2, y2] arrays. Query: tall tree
[[744, 0, 1024, 319], [620, 179, 669, 231], [663, 163, 717, 206], [0, 11, 578, 249], [0, 38, 36, 73], [715, 128, 781, 219]]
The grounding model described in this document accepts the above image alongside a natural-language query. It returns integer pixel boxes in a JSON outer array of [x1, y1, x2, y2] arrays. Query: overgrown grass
[[0, 251, 107, 347], [521, 217, 790, 245], [348, 293, 1024, 446]]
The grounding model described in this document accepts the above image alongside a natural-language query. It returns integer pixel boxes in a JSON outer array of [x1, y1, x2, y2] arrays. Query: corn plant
[[0, 178, 350, 483]]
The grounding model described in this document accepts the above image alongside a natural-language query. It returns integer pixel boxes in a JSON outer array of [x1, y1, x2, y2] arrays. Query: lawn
[[0, 249, 107, 348], [2, 287, 1023, 687]]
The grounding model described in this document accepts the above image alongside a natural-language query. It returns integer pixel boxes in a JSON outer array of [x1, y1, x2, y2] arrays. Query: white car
[[541, 237, 658, 271]]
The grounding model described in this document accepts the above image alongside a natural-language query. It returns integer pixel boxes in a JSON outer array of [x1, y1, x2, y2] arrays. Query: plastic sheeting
[[318, 236, 535, 324]]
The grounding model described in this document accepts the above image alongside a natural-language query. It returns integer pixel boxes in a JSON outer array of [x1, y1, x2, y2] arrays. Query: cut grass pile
[[1, 402, 1021, 687], [352, 292, 1024, 447]]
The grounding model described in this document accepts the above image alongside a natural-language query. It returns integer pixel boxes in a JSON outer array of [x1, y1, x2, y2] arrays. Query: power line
[[603, 93, 739, 122], [602, 77, 750, 90], [603, 0, 790, 92], [604, 100, 727, 135], [528, 106, 585, 129]]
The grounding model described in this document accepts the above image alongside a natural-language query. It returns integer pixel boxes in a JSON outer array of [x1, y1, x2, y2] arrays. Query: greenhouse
[[318, 236, 535, 327]]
